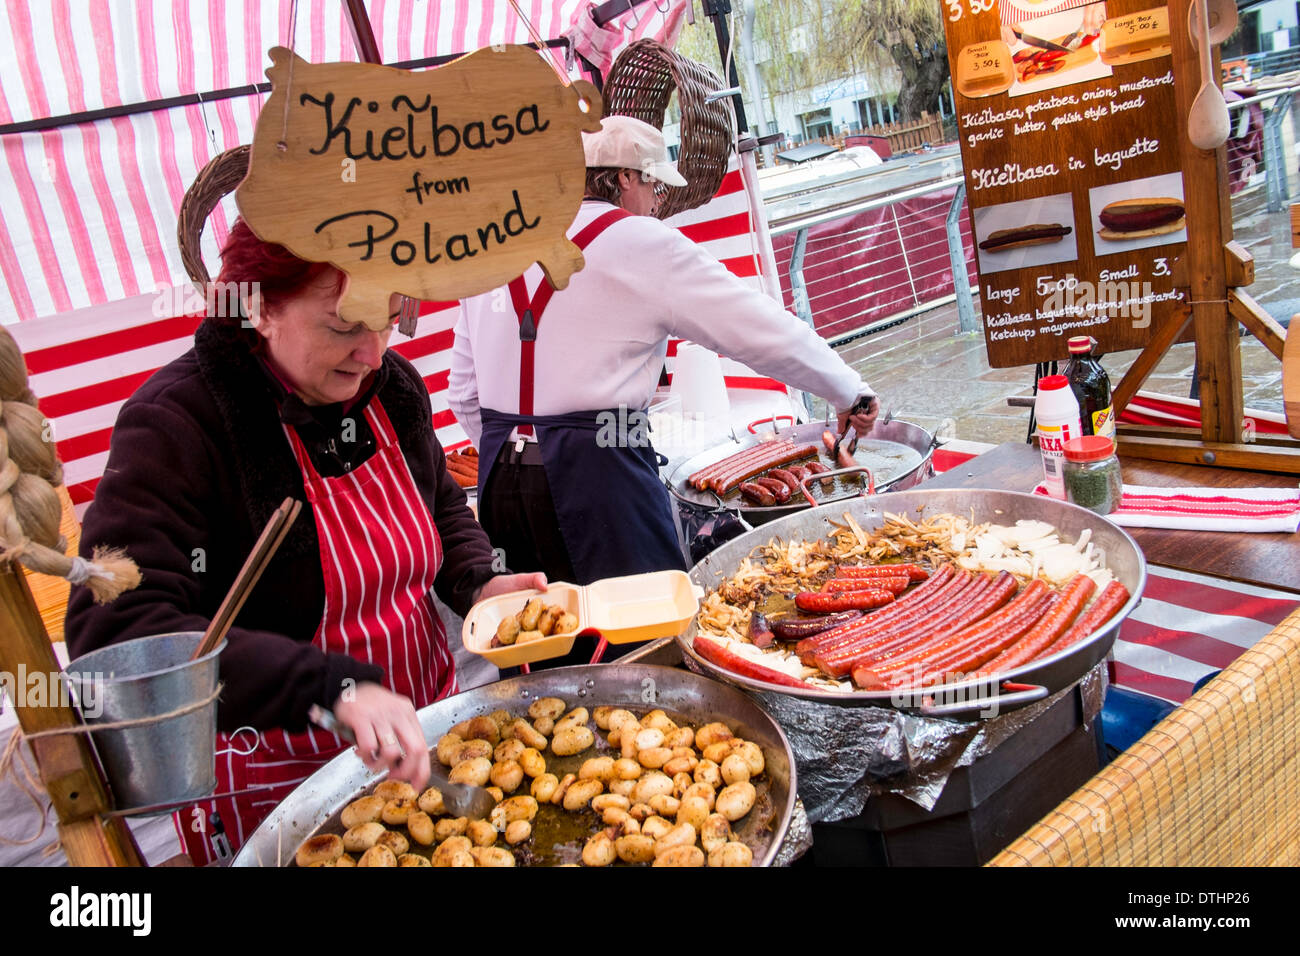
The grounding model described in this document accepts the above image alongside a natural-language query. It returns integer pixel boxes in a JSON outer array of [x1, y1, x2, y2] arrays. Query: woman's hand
[[333, 682, 430, 789], [473, 572, 548, 604]]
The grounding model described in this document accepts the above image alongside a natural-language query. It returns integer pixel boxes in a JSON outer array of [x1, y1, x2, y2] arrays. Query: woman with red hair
[[66, 220, 541, 862]]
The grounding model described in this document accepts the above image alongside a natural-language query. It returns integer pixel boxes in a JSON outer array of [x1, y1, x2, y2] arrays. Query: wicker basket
[[176, 145, 250, 290], [602, 39, 734, 219]]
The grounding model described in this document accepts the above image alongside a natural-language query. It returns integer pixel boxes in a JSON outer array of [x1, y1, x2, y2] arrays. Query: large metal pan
[[677, 488, 1146, 717], [230, 664, 797, 866], [664, 419, 936, 525]]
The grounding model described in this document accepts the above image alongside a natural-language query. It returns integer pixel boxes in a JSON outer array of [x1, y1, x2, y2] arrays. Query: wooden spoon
[[1187, 0, 1230, 150]]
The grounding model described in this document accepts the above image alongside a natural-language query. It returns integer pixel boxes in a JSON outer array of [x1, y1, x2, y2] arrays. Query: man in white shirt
[[451, 116, 879, 590]]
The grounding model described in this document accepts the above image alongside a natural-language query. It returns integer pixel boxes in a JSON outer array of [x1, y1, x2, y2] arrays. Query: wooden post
[[0, 561, 145, 866], [1168, 0, 1241, 443]]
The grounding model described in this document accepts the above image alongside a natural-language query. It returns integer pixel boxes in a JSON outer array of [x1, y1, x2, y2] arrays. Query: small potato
[[486, 786, 505, 803], [490, 759, 525, 793], [551, 773, 577, 805], [435, 733, 463, 767], [536, 608, 557, 636], [634, 727, 665, 751], [417, 787, 444, 816], [519, 597, 544, 630], [488, 709, 513, 732], [736, 740, 766, 777], [407, 810, 435, 846], [709, 841, 754, 867], [335, 854, 356, 868], [531, 773, 559, 803], [628, 802, 653, 822], [518, 747, 547, 778], [583, 832, 617, 867], [663, 755, 697, 777], [563, 778, 604, 812], [579, 756, 615, 783], [449, 756, 492, 787], [694, 760, 722, 789], [490, 795, 539, 828], [704, 739, 744, 765], [496, 615, 521, 646], [465, 716, 500, 745], [620, 724, 644, 760], [551, 726, 595, 757], [613, 758, 642, 781], [653, 822, 697, 857], [507, 719, 547, 751], [677, 795, 711, 832], [448, 719, 473, 738], [609, 778, 637, 798], [634, 771, 674, 805], [295, 834, 344, 867], [614, 834, 656, 864], [454, 739, 494, 764], [554, 612, 579, 633], [528, 697, 566, 721], [641, 815, 673, 841], [467, 819, 498, 847], [606, 709, 637, 734], [665, 727, 695, 750], [533, 716, 555, 736], [716, 781, 757, 822], [695, 721, 733, 750], [637, 747, 673, 770], [602, 806, 631, 827], [358, 844, 397, 867], [342, 821, 386, 853], [610, 815, 640, 837], [592, 793, 630, 813], [505, 820, 532, 845], [473, 846, 516, 867], [494, 738, 526, 763], [593, 706, 615, 730], [700, 813, 733, 853], [672, 772, 694, 797], [381, 798, 415, 826], [373, 780, 416, 804], [682, 782, 716, 810], [653, 845, 705, 867], [555, 707, 590, 734], [720, 753, 752, 786], [431, 835, 471, 866], [642, 710, 677, 733], [376, 829, 409, 856], [648, 793, 680, 818], [340, 795, 385, 829], [434, 816, 469, 842], [398, 853, 431, 867], [516, 629, 545, 645]]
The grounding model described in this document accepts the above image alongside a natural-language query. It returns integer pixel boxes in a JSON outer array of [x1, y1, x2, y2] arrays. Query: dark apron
[[477, 408, 686, 584]]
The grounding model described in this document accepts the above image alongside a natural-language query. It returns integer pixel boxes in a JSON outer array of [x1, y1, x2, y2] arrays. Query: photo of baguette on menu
[[1000, 0, 1112, 96], [1088, 172, 1187, 254], [974, 193, 1079, 274]]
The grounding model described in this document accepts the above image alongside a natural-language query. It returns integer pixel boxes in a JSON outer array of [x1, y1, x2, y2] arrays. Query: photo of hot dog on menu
[[973, 193, 1078, 274], [999, 0, 1112, 96], [1088, 172, 1187, 253]]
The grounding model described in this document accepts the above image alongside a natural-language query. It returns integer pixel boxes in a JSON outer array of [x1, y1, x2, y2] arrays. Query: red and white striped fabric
[[1119, 389, 1292, 437], [1114, 565, 1299, 703], [1109, 485, 1300, 532]]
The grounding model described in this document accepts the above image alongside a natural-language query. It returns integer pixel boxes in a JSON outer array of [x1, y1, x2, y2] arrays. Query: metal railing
[[767, 86, 1298, 346]]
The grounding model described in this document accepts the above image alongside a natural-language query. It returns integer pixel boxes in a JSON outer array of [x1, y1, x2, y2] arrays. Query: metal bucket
[[64, 631, 224, 812]]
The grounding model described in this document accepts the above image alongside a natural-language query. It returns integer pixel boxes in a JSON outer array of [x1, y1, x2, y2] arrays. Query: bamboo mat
[[991, 606, 1300, 866], [19, 486, 79, 643]]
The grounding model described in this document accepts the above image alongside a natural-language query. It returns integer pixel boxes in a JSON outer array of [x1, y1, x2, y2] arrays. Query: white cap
[[583, 115, 687, 187]]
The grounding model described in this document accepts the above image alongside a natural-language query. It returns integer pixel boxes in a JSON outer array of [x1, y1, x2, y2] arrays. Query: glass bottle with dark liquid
[[1064, 336, 1114, 437]]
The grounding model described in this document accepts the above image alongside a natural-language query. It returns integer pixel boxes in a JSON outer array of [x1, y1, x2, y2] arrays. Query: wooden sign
[[943, 0, 1189, 367], [237, 46, 603, 329]]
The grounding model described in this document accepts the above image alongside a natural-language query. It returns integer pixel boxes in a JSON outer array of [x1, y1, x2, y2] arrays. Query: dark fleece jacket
[[65, 319, 497, 732]]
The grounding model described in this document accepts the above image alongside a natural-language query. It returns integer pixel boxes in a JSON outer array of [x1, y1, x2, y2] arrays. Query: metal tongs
[[308, 705, 496, 820], [830, 395, 875, 462]]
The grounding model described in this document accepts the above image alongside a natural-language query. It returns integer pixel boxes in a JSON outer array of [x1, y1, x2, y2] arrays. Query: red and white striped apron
[[177, 397, 455, 863]]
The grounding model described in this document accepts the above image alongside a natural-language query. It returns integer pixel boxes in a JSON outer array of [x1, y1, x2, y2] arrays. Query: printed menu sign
[[943, 0, 1187, 367]]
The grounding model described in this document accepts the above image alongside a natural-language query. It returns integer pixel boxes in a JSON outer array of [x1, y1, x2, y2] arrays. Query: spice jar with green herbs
[[1062, 436, 1122, 514]]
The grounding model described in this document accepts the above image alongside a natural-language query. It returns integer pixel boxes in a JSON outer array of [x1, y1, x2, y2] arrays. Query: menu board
[[943, 0, 1188, 367]]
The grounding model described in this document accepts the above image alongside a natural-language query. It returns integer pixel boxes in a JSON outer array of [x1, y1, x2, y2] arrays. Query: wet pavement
[[813, 173, 1298, 446]]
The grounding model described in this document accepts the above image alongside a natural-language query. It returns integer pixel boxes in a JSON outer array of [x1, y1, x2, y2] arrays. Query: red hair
[[211, 219, 343, 327]]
